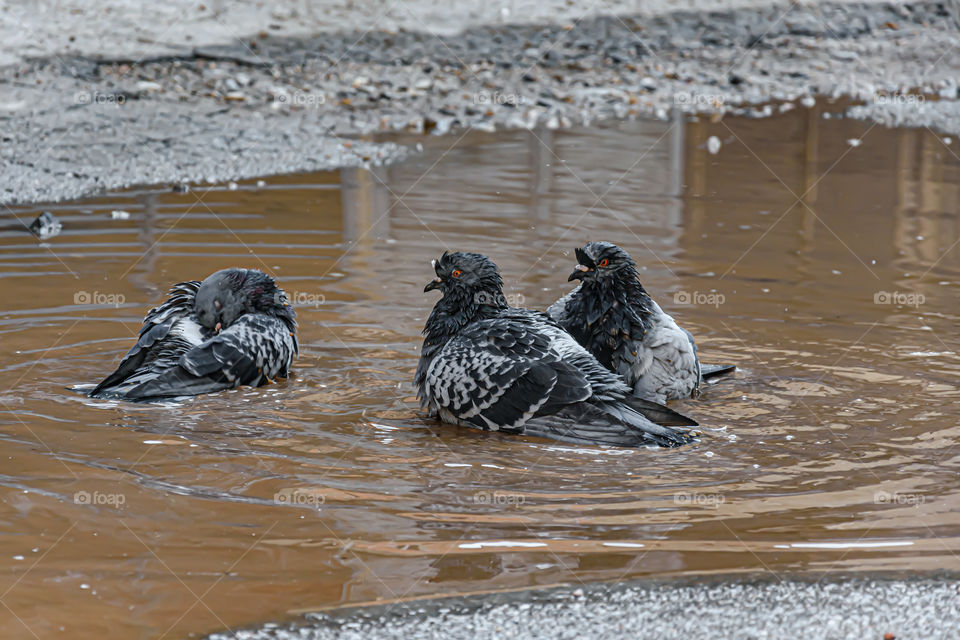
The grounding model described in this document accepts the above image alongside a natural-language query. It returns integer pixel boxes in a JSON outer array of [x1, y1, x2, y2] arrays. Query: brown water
[[2, 105, 960, 639]]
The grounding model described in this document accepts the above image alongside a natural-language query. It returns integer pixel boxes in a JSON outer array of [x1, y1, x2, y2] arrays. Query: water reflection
[[1, 106, 959, 639]]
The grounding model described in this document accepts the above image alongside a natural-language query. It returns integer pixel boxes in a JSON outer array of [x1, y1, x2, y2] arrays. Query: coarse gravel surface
[[2, 0, 960, 205]]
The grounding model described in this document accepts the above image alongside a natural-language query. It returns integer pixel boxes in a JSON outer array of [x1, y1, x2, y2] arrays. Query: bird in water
[[547, 241, 735, 404], [415, 251, 698, 447], [89, 268, 298, 401]]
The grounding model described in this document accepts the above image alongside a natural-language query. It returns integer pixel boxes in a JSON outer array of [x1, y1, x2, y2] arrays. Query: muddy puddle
[[2, 104, 960, 638]]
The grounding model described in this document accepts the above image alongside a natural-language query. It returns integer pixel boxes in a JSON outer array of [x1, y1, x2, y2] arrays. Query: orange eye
[[599, 259, 609, 267], [452, 269, 462, 278]]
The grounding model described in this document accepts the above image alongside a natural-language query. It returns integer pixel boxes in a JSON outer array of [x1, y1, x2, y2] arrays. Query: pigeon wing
[[425, 317, 593, 432], [89, 280, 201, 396], [122, 314, 295, 400]]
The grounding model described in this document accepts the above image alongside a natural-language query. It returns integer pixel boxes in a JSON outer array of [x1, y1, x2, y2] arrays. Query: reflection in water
[[1, 106, 960, 638]]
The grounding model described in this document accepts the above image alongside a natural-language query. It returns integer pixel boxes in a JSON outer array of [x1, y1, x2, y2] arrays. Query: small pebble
[[29, 211, 62, 239]]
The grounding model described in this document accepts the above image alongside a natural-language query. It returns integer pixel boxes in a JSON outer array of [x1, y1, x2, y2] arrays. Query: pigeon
[[90, 268, 298, 401], [414, 251, 698, 448], [29, 211, 61, 240], [547, 241, 735, 404]]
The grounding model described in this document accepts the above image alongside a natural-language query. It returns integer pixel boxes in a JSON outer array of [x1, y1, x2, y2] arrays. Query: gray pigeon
[[415, 251, 697, 448], [90, 268, 298, 401], [547, 241, 734, 404]]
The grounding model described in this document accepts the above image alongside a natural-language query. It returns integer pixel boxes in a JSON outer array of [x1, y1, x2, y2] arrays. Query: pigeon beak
[[424, 278, 442, 293], [568, 264, 591, 282], [214, 322, 222, 333]]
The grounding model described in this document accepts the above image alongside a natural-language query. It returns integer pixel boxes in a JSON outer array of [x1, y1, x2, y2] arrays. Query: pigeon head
[[417, 252, 507, 386], [568, 241, 638, 285], [424, 251, 505, 305], [194, 268, 292, 332]]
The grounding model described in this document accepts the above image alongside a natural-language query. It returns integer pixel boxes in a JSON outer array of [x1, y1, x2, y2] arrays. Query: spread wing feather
[[89, 281, 203, 397]]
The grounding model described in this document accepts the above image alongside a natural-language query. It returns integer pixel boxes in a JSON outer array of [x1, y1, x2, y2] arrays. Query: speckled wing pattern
[[89, 280, 206, 397], [420, 308, 692, 445], [180, 314, 296, 385], [424, 310, 589, 431], [90, 282, 298, 401]]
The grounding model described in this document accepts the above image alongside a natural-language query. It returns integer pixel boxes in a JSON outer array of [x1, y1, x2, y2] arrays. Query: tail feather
[[623, 396, 698, 427], [598, 401, 695, 447], [129, 367, 236, 400], [522, 401, 696, 448], [103, 366, 237, 402], [701, 363, 736, 381]]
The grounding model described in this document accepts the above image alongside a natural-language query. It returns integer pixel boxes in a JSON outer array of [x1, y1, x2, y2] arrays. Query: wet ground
[[2, 105, 960, 638]]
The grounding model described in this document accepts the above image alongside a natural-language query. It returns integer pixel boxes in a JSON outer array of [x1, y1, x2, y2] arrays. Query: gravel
[[2, 1, 960, 205], [206, 576, 960, 639]]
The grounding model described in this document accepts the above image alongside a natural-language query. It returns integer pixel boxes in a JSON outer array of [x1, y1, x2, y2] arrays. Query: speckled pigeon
[[547, 241, 734, 404], [415, 251, 697, 448], [90, 268, 298, 401]]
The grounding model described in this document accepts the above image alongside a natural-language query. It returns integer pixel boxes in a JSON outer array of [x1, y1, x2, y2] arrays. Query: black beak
[[571, 247, 596, 281], [424, 278, 442, 293]]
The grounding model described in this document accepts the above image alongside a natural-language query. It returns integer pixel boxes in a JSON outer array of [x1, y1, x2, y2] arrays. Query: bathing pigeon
[[90, 268, 298, 401], [547, 242, 734, 404], [415, 251, 697, 448]]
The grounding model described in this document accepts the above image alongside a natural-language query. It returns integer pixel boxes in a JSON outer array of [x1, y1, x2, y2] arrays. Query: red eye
[[599, 259, 609, 267], [452, 269, 462, 278]]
